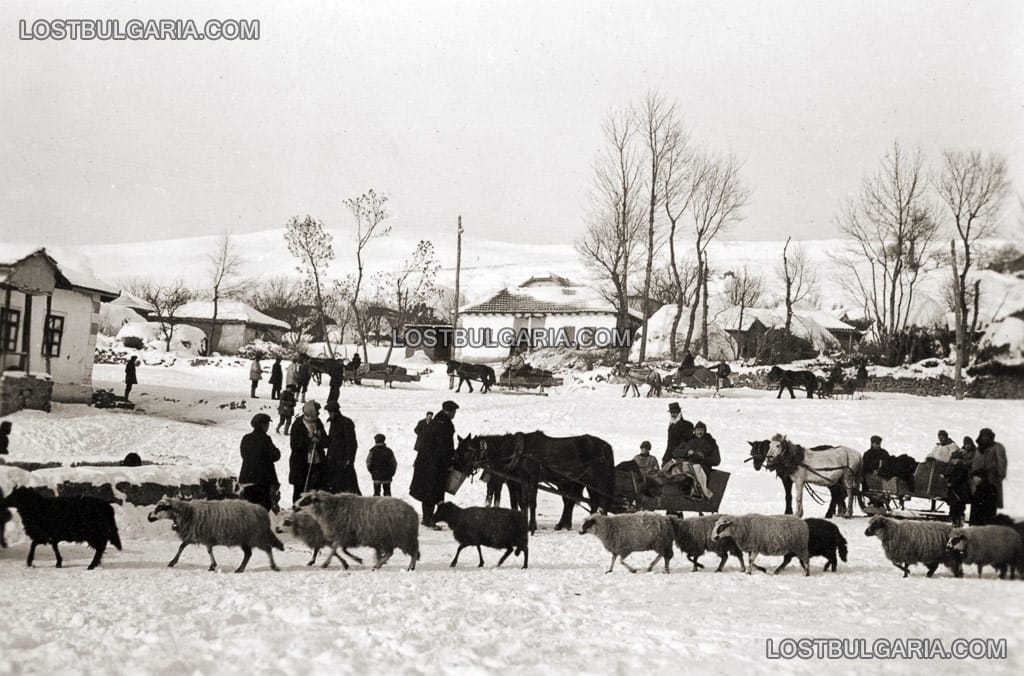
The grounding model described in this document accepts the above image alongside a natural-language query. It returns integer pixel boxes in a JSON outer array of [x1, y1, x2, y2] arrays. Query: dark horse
[[447, 360, 496, 394], [766, 365, 817, 399], [747, 440, 848, 518], [454, 432, 615, 533]]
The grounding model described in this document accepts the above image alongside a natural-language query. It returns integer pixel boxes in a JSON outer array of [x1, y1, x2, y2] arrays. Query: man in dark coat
[[324, 401, 361, 495], [662, 401, 694, 465], [862, 435, 890, 492], [269, 358, 283, 400], [968, 470, 999, 526], [410, 401, 458, 528], [239, 413, 281, 512], [327, 362, 344, 404], [288, 401, 328, 504], [973, 428, 1007, 509], [124, 355, 138, 401], [664, 421, 719, 498], [295, 357, 312, 402], [413, 411, 433, 452]]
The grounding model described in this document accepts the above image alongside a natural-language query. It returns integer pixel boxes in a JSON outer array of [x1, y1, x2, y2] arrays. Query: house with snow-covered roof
[[152, 300, 290, 355], [1, 244, 118, 412], [455, 275, 641, 362]]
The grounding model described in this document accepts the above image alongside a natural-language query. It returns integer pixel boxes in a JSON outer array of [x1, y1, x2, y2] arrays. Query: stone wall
[[0, 372, 53, 416]]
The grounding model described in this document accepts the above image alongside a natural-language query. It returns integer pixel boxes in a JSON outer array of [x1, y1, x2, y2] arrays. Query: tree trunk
[[950, 240, 964, 400], [682, 255, 702, 355], [700, 258, 710, 359]]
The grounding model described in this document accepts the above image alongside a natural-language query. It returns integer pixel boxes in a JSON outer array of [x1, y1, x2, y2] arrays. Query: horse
[[447, 360, 496, 394], [764, 434, 863, 518], [766, 365, 817, 399], [454, 431, 616, 533], [308, 357, 343, 387], [614, 365, 662, 397], [747, 440, 848, 517]]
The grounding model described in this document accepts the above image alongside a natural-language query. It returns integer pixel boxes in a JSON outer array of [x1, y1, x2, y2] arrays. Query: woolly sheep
[[433, 502, 529, 569], [3, 486, 122, 570], [712, 514, 810, 576], [278, 509, 363, 568], [946, 526, 1023, 580], [669, 515, 747, 572], [772, 518, 848, 574], [147, 497, 283, 573], [294, 491, 419, 571], [579, 511, 675, 574], [864, 515, 956, 578]]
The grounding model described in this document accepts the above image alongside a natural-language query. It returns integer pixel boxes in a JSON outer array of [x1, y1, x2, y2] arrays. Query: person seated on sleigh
[[659, 421, 720, 499], [502, 348, 552, 379]]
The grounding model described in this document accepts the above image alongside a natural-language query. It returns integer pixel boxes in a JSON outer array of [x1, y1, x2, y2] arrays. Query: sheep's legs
[[27, 541, 38, 567], [322, 546, 350, 570], [373, 549, 393, 570], [892, 561, 910, 578], [605, 553, 618, 574], [774, 554, 792, 574], [646, 552, 670, 573], [689, 555, 704, 572], [497, 547, 513, 567], [747, 552, 758, 575], [52, 543, 63, 568], [87, 541, 106, 570], [342, 548, 363, 565], [307, 548, 319, 566], [619, 554, 639, 573], [264, 548, 279, 572], [925, 562, 940, 578], [206, 545, 219, 572], [799, 556, 810, 576], [450, 544, 470, 567], [168, 542, 188, 567], [235, 545, 252, 573], [476, 546, 485, 567]]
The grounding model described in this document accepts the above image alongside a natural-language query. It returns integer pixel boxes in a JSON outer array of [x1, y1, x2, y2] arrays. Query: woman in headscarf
[[288, 400, 328, 504]]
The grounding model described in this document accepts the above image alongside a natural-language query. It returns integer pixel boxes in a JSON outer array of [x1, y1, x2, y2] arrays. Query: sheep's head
[[864, 516, 889, 538], [433, 502, 456, 525], [579, 512, 605, 535], [293, 490, 331, 510], [147, 497, 178, 523], [3, 486, 42, 509], [711, 518, 734, 541], [946, 532, 968, 553]]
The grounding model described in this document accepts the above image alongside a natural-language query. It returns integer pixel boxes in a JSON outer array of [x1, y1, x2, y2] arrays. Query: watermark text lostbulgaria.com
[[19, 19, 260, 41], [766, 638, 1007, 660]]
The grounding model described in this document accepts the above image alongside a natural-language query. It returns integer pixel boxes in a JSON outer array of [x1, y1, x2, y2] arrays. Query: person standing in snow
[[239, 413, 281, 512], [295, 356, 312, 402], [414, 411, 433, 453], [269, 357, 283, 400], [124, 355, 138, 401], [276, 384, 297, 435], [289, 401, 328, 503], [324, 401, 361, 495], [410, 401, 458, 529], [366, 433, 397, 496], [0, 420, 10, 455], [249, 356, 263, 398], [973, 428, 1007, 509], [285, 358, 298, 390]]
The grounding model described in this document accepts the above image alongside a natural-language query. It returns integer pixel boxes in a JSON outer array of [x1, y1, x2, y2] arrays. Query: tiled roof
[[461, 288, 616, 315]]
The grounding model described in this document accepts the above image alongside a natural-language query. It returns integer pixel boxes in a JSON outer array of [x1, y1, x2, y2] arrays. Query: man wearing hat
[[862, 435, 890, 492], [662, 402, 694, 466], [973, 428, 1007, 509], [239, 413, 282, 512], [409, 401, 459, 529], [324, 401, 361, 495], [289, 400, 328, 503]]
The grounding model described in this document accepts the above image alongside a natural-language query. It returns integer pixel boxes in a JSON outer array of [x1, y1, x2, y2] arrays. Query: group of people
[[630, 401, 722, 500], [863, 429, 1008, 526], [249, 356, 313, 402], [238, 399, 398, 513]]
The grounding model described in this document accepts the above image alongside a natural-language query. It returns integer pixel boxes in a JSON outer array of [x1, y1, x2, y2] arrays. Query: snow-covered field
[[2, 357, 1023, 675]]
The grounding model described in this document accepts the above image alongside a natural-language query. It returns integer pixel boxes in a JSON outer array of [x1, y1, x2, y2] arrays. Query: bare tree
[[343, 189, 391, 362], [684, 152, 750, 358], [133, 279, 194, 351], [635, 92, 677, 363], [725, 265, 765, 357], [778, 237, 817, 341], [206, 231, 244, 355], [372, 240, 442, 363], [936, 150, 1010, 365], [835, 142, 939, 339], [244, 276, 315, 348], [576, 108, 645, 364], [285, 215, 336, 357]]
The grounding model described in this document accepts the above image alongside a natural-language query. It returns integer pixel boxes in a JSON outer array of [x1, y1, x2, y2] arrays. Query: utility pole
[[449, 216, 463, 385], [950, 239, 964, 400]]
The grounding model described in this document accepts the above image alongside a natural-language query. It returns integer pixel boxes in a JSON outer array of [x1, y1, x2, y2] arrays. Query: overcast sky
[[1, 0, 1022, 247]]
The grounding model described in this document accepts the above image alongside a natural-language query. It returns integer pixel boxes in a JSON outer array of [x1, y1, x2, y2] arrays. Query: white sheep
[[294, 491, 419, 571], [578, 511, 675, 574], [864, 515, 956, 578], [278, 509, 363, 568], [148, 497, 283, 573], [946, 526, 1023, 580], [712, 514, 810, 576], [670, 515, 747, 572]]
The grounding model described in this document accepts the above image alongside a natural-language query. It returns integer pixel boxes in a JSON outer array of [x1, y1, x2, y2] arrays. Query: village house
[[153, 300, 290, 355], [1, 245, 118, 414], [455, 274, 641, 362]]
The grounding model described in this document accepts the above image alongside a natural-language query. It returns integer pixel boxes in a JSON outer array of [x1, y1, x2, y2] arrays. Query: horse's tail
[[483, 366, 496, 386], [837, 533, 848, 563], [590, 436, 617, 512]]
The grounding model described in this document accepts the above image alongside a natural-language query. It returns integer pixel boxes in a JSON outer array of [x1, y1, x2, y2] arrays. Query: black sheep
[[3, 487, 122, 569], [433, 502, 529, 569], [0, 487, 10, 548], [763, 517, 848, 573]]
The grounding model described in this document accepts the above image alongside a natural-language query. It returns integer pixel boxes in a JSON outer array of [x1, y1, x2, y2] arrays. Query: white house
[[1, 245, 118, 412], [154, 300, 290, 355], [456, 274, 640, 362]]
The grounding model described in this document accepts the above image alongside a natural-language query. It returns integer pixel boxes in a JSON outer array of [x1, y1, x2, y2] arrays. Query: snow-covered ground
[[2, 356, 1023, 675]]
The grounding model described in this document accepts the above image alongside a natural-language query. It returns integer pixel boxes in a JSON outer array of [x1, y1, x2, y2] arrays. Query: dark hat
[[870, 435, 882, 443], [251, 413, 272, 428], [668, 402, 681, 413], [640, 440, 651, 450], [374, 433, 386, 443], [694, 421, 707, 430], [979, 428, 995, 439], [442, 400, 459, 412], [325, 401, 340, 411]]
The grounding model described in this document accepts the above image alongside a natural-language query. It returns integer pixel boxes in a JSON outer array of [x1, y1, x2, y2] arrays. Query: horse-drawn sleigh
[[453, 432, 729, 533], [661, 363, 731, 395], [861, 462, 952, 521], [446, 360, 563, 395], [309, 357, 422, 388]]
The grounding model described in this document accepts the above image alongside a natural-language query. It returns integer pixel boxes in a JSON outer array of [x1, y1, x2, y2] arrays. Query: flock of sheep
[[2, 486, 1023, 579]]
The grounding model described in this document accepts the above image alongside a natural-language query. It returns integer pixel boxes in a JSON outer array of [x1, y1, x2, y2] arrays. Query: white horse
[[765, 434, 863, 518]]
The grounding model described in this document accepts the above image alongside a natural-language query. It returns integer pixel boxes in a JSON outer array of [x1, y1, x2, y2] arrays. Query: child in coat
[[366, 433, 397, 496], [276, 384, 297, 435]]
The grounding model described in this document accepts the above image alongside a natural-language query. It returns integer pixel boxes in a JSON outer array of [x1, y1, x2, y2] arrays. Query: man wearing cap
[[289, 400, 328, 504], [414, 411, 434, 452], [973, 428, 1007, 509], [239, 413, 281, 512], [662, 402, 694, 466], [410, 401, 458, 528], [324, 401, 361, 495], [862, 435, 890, 492]]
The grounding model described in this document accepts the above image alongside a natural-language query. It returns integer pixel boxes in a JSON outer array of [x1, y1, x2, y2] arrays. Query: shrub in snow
[[293, 491, 420, 571], [237, 340, 289, 360], [864, 515, 957, 578], [579, 511, 675, 574], [946, 525, 1023, 580], [433, 502, 529, 569], [122, 336, 145, 350], [712, 514, 810, 576], [3, 486, 122, 570], [147, 497, 283, 573]]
